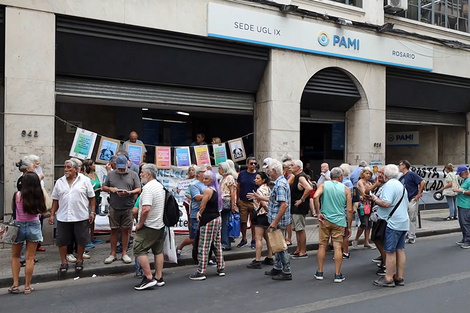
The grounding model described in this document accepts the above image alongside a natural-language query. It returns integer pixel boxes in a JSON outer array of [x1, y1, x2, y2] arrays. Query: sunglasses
[[249, 162, 257, 165]]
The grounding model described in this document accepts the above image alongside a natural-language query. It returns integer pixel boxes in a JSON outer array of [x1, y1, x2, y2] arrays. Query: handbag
[[267, 228, 287, 253], [443, 173, 459, 196], [222, 198, 231, 211], [371, 187, 405, 242], [0, 217, 19, 244]]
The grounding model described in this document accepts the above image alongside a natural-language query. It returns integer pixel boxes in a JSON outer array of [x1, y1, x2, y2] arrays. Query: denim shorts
[[384, 227, 406, 253], [189, 218, 199, 239], [14, 220, 43, 244]]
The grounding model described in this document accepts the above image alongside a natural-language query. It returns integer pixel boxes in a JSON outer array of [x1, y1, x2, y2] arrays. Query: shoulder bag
[[371, 187, 405, 242], [1, 192, 19, 244]]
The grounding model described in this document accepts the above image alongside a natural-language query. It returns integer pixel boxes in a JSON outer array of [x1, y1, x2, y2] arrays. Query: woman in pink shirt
[[9, 172, 47, 295]]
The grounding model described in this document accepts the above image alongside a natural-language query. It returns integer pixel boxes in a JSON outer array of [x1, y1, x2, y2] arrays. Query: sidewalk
[[0, 209, 460, 288]]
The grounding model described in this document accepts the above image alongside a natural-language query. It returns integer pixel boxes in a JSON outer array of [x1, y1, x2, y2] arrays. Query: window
[[329, 0, 362, 8]]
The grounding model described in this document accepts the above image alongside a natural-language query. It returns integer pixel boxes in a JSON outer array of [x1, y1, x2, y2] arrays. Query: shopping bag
[[267, 228, 287, 253], [228, 211, 240, 238], [163, 227, 178, 264]]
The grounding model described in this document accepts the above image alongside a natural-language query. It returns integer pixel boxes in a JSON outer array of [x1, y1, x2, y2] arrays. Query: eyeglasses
[[249, 162, 257, 165]]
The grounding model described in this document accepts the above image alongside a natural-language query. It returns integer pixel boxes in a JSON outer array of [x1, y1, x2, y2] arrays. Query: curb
[[0, 227, 461, 288]]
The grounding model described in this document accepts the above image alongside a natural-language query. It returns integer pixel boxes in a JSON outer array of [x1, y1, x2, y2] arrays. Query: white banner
[[208, 3, 433, 71]]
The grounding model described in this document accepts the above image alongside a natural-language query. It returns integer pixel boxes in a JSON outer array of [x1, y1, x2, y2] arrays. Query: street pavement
[[0, 209, 461, 288], [0, 232, 467, 313]]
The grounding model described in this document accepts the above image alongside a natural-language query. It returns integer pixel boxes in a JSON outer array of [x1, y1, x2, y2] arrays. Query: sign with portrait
[[95, 137, 120, 164], [156, 146, 171, 169], [126, 143, 145, 166], [228, 138, 246, 162], [69, 127, 97, 160]]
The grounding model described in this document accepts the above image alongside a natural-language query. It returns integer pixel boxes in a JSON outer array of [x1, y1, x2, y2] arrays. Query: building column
[[346, 65, 386, 166], [255, 50, 303, 162], [3, 8, 55, 215]]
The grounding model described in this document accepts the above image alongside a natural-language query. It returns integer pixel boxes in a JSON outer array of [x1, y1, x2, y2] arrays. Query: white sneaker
[[351, 241, 358, 249], [104, 255, 117, 264], [122, 254, 132, 264], [82, 252, 91, 259], [66, 254, 77, 263]]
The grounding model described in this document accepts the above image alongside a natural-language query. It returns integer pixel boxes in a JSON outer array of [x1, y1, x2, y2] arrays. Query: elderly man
[[250, 159, 292, 280], [317, 163, 331, 185], [398, 160, 425, 244], [290, 159, 312, 259], [313, 167, 352, 283], [102, 155, 141, 264], [453, 165, 470, 249], [49, 159, 96, 274], [122, 131, 147, 154], [134, 164, 166, 290], [371, 164, 409, 287], [237, 157, 259, 249]]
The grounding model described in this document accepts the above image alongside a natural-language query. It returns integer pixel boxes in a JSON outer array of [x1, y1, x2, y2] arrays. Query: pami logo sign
[[333, 35, 360, 50]]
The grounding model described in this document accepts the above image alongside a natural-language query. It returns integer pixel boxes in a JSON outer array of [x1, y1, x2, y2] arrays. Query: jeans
[[457, 207, 470, 243], [273, 227, 291, 274], [384, 227, 406, 253], [407, 199, 418, 240], [220, 209, 231, 249], [446, 196, 457, 218]]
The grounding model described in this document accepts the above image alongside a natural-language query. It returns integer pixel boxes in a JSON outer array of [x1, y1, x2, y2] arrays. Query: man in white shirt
[[49, 159, 95, 274], [134, 164, 166, 291]]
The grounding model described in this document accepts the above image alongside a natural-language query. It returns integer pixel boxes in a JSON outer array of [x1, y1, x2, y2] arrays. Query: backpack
[[159, 182, 180, 227]]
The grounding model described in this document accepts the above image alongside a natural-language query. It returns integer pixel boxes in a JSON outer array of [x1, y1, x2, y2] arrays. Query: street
[[1, 233, 469, 313]]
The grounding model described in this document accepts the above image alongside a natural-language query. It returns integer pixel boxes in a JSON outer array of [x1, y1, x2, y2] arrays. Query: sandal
[[59, 263, 68, 273], [8, 285, 19, 294], [285, 240, 292, 246], [24, 287, 35, 295], [75, 262, 84, 273]]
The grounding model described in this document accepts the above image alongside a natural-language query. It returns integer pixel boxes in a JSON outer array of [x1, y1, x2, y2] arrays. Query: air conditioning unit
[[384, 0, 408, 13]]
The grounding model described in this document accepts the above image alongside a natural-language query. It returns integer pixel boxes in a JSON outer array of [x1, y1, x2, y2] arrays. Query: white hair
[[339, 163, 351, 177], [292, 159, 303, 170], [269, 159, 283, 175], [330, 167, 343, 179], [384, 164, 400, 179]]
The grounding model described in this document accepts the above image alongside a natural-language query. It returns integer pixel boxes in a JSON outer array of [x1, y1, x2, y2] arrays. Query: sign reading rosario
[[207, 3, 433, 71]]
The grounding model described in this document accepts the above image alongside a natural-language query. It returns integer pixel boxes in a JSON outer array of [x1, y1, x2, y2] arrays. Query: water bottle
[[358, 203, 364, 216]]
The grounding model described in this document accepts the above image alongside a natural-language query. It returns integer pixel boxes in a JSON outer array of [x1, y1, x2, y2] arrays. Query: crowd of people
[[7, 147, 470, 292]]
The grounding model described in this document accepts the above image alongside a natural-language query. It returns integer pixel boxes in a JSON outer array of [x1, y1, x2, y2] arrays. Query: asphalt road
[[1, 233, 469, 313]]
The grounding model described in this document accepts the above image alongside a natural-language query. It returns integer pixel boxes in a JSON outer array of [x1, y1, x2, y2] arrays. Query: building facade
[[1, 0, 470, 218]]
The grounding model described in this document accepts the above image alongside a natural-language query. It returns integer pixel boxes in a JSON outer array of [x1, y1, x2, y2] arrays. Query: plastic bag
[[228, 211, 240, 238], [163, 227, 178, 264]]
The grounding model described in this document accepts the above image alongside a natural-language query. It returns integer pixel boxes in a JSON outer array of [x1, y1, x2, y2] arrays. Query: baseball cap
[[262, 157, 273, 169], [116, 155, 128, 169], [456, 165, 468, 175]]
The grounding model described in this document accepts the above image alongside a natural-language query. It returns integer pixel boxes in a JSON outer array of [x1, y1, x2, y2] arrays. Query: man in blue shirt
[[398, 160, 426, 244], [237, 157, 258, 248], [350, 160, 368, 187]]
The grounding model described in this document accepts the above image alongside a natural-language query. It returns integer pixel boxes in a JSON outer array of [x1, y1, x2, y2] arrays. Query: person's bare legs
[[121, 228, 131, 256], [254, 226, 264, 260], [11, 243, 23, 288], [286, 224, 293, 244], [385, 251, 396, 282], [263, 229, 273, 258], [297, 230, 307, 255], [395, 249, 406, 280], [24, 241, 39, 290], [333, 241, 343, 275], [177, 238, 195, 251], [154, 253, 164, 280], [317, 244, 326, 272], [342, 236, 349, 255], [137, 255, 153, 280], [109, 228, 119, 257]]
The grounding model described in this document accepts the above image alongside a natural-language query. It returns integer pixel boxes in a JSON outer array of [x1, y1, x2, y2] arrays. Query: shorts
[[108, 206, 133, 229], [238, 200, 254, 223], [133, 226, 164, 257], [13, 220, 43, 244], [359, 214, 372, 229], [189, 218, 199, 239], [318, 219, 345, 246], [56, 220, 90, 247], [253, 214, 269, 228], [292, 214, 306, 231], [384, 227, 406, 253]]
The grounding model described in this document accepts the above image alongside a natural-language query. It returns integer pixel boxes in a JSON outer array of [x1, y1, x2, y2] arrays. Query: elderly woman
[[370, 164, 409, 287], [439, 163, 459, 220], [352, 168, 375, 250], [189, 170, 225, 280], [218, 162, 238, 251]]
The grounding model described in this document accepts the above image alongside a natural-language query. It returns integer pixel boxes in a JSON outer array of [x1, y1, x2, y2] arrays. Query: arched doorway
[[300, 67, 361, 180]]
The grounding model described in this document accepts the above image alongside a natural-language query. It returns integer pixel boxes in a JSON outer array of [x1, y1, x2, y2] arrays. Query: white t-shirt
[[51, 173, 95, 222], [139, 179, 165, 229]]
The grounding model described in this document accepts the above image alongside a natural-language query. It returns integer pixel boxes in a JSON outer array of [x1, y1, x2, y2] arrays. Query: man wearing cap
[[453, 165, 470, 249], [398, 160, 426, 244], [102, 155, 141, 264]]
